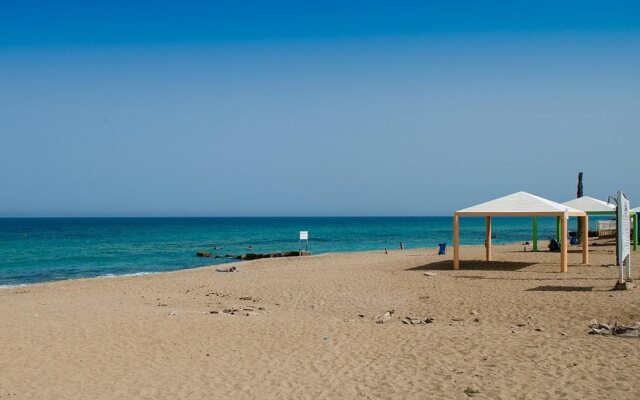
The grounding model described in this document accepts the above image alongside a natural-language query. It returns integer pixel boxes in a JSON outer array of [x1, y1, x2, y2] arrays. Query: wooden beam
[[582, 215, 589, 265], [485, 216, 492, 261], [561, 213, 568, 272], [453, 214, 460, 270], [532, 216, 538, 252]]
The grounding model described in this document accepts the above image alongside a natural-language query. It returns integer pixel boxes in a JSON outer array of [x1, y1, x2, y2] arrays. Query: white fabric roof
[[457, 191, 586, 216], [562, 196, 616, 213]]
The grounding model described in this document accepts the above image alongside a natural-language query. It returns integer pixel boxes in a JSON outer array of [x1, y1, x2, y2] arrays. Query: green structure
[[634, 207, 640, 251]]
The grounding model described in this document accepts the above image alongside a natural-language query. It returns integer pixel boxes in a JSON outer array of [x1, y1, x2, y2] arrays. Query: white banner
[[617, 191, 631, 284], [619, 192, 631, 263], [299, 231, 308, 240]]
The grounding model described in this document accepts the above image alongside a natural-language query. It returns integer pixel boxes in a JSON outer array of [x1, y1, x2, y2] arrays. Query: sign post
[[299, 231, 309, 255], [614, 191, 632, 290]]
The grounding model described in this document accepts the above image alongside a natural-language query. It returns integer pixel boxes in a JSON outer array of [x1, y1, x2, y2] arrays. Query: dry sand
[[1, 241, 639, 399]]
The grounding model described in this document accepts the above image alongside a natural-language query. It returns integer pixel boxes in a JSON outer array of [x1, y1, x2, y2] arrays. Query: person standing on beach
[[399, 241, 404, 250]]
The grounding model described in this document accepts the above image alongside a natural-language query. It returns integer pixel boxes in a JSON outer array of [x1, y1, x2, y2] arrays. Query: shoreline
[[0, 242, 535, 290], [0, 243, 492, 290], [1, 216, 578, 288]]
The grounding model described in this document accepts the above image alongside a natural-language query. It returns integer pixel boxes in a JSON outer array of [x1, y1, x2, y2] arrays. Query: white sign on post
[[299, 231, 309, 254], [617, 190, 631, 284]]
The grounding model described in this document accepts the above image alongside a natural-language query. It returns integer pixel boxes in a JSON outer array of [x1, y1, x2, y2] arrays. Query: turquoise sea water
[[0, 217, 604, 286]]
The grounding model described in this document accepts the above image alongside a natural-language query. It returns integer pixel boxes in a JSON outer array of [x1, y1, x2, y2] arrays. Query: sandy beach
[[1, 241, 639, 399]]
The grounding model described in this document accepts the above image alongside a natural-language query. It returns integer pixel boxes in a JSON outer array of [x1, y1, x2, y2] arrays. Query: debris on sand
[[374, 310, 395, 324], [401, 316, 434, 325], [464, 386, 481, 397], [423, 272, 437, 277], [208, 306, 263, 317], [205, 292, 229, 298], [216, 266, 238, 273], [589, 320, 640, 337]]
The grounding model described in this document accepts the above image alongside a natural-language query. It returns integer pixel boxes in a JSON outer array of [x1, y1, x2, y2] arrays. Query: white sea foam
[[0, 283, 29, 290], [0, 271, 159, 289], [98, 271, 158, 279]]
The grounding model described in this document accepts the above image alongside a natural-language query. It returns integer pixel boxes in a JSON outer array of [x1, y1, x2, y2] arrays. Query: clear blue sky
[[1, 1, 639, 216]]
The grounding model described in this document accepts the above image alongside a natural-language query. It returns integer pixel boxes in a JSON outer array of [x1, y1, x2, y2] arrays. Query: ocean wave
[[0, 283, 29, 290], [97, 271, 158, 279]]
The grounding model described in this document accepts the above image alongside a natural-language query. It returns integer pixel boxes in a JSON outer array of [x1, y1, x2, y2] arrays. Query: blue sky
[[1, 1, 639, 216]]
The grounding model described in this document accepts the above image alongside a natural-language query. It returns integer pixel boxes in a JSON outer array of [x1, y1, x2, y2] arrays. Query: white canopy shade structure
[[560, 196, 616, 245], [560, 198, 637, 251], [453, 191, 589, 273], [562, 196, 616, 213]]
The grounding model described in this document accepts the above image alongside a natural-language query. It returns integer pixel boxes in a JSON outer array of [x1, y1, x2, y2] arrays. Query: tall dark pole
[[577, 172, 583, 198], [577, 172, 584, 243]]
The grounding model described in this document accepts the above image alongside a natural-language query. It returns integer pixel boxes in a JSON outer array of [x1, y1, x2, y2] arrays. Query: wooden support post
[[485, 216, 492, 262], [532, 216, 538, 252], [561, 213, 568, 272], [453, 214, 460, 270], [582, 215, 589, 265]]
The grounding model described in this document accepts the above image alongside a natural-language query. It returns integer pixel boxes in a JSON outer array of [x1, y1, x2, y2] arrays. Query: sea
[[0, 216, 607, 286]]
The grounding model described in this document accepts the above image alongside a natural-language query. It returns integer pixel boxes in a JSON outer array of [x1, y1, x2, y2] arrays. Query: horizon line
[[0, 215, 457, 219]]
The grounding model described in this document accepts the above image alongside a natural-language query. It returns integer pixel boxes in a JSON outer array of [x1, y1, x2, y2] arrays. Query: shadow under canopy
[[407, 259, 536, 272], [526, 285, 594, 292], [453, 192, 589, 273]]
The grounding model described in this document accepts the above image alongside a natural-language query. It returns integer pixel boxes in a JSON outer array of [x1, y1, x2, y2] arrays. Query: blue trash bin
[[438, 243, 446, 255]]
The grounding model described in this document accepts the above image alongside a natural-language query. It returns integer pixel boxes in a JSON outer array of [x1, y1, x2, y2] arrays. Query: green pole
[[556, 216, 561, 243], [634, 213, 638, 251], [532, 216, 538, 252]]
